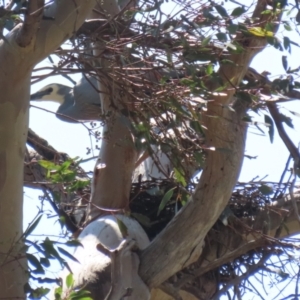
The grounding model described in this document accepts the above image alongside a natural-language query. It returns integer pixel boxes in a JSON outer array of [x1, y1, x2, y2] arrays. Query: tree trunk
[[139, 0, 280, 286], [0, 1, 98, 297], [0, 40, 31, 298]]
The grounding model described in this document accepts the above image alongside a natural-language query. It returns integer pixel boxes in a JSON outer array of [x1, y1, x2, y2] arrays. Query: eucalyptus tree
[[1, 0, 300, 299]]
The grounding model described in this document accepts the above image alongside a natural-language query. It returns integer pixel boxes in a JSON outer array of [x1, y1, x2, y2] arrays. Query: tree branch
[[212, 253, 270, 299], [16, 0, 44, 47], [102, 238, 150, 300], [21, 0, 98, 65], [175, 192, 300, 289], [27, 128, 67, 161], [267, 103, 300, 162], [139, 0, 282, 287], [86, 2, 138, 217]]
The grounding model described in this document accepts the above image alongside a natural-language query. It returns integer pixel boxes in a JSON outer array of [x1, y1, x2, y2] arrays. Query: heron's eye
[[46, 87, 53, 94]]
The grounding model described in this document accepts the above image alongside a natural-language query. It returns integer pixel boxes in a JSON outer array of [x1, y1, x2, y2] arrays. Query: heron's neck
[[41, 84, 72, 105], [41, 94, 65, 105]]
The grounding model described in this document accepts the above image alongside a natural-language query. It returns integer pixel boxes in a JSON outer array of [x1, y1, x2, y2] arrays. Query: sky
[[22, 1, 300, 299]]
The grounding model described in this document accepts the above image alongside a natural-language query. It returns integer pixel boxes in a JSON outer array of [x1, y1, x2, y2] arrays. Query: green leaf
[[71, 297, 93, 300], [24, 282, 32, 293], [259, 184, 273, 195], [267, 37, 283, 51], [183, 49, 216, 62], [36, 277, 58, 284], [116, 218, 128, 238], [131, 213, 151, 227], [29, 287, 50, 298], [57, 247, 80, 263], [23, 214, 43, 238], [296, 10, 300, 24], [38, 160, 59, 171], [202, 35, 212, 46], [220, 59, 235, 65], [227, 24, 238, 34], [180, 191, 189, 206], [216, 32, 227, 42], [26, 253, 43, 270], [261, 9, 272, 15], [293, 81, 300, 89], [231, 6, 246, 17], [247, 27, 274, 37], [60, 160, 72, 171], [215, 5, 228, 18], [282, 55, 288, 71], [70, 289, 93, 300], [40, 257, 50, 267], [236, 91, 253, 104], [66, 273, 74, 289], [62, 171, 76, 182], [206, 64, 213, 75], [54, 286, 63, 299], [157, 187, 176, 216], [264, 115, 274, 143], [280, 113, 293, 128], [283, 22, 292, 31], [288, 110, 300, 118], [190, 120, 204, 134], [70, 178, 90, 190], [41, 238, 61, 260], [174, 168, 187, 186], [65, 240, 83, 248], [265, 22, 274, 32], [193, 152, 204, 167], [283, 37, 291, 53]]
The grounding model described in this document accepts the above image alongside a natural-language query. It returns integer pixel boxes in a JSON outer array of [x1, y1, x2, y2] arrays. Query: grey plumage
[[30, 76, 102, 123], [30, 67, 204, 123]]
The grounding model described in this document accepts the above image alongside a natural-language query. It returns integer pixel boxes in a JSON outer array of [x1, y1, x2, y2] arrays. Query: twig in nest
[[267, 103, 300, 224]]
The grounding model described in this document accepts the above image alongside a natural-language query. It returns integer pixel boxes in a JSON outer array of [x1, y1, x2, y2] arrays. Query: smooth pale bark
[[0, 0, 111, 297], [139, 97, 247, 287], [29, 1, 97, 63], [90, 115, 138, 214], [23, 146, 300, 277], [0, 40, 31, 297], [133, 145, 172, 182], [24, 145, 300, 299], [0, 0, 284, 298], [60, 215, 150, 300], [88, 1, 138, 215], [175, 193, 300, 288], [139, 0, 279, 287]]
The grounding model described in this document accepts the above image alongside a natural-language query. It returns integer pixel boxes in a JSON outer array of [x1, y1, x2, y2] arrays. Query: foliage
[[5, 0, 300, 298]]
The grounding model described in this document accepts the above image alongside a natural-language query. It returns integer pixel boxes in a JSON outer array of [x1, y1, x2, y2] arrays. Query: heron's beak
[[30, 90, 49, 101]]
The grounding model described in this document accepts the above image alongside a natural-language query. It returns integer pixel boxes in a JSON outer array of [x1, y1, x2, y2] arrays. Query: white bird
[[30, 76, 102, 123]]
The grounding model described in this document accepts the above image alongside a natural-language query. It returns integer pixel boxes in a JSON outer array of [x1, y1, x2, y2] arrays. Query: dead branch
[[27, 128, 67, 161]]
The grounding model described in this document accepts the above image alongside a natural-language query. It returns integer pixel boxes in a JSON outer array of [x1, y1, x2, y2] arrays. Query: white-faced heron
[[30, 76, 102, 123]]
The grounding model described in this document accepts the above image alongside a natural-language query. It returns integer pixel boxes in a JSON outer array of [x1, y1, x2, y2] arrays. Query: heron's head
[[30, 84, 72, 105]]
